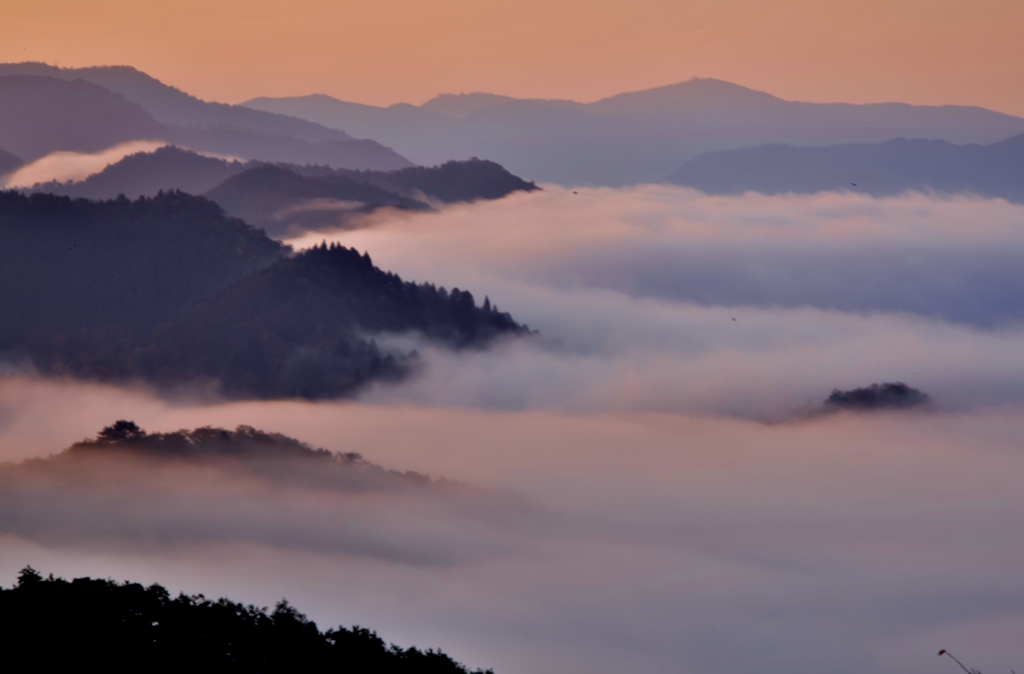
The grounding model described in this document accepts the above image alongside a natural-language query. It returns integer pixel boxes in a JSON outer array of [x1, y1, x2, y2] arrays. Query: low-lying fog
[[3, 187, 1023, 674]]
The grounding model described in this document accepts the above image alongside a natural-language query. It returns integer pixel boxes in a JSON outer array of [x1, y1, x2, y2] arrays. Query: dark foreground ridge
[[824, 382, 932, 411], [1, 566, 492, 674], [0, 190, 528, 398]]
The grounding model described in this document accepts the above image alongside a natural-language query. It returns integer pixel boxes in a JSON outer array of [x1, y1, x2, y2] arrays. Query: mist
[[3, 186, 1024, 673], [2, 140, 169, 188], [1, 377, 1023, 674], [282, 187, 1024, 417]]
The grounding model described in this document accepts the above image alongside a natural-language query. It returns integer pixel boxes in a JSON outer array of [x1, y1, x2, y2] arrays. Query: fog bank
[[287, 187, 1024, 417], [0, 378, 1022, 674], [2, 140, 168, 188]]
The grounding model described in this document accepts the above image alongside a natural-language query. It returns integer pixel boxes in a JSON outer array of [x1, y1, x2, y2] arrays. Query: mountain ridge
[[0, 64, 414, 170], [244, 77, 1024, 186], [667, 133, 1024, 202]]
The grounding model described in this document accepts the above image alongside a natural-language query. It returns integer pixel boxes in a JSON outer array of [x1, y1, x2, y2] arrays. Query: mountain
[[244, 78, 1024, 186], [0, 75, 169, 160], [204, 164, 429, 236], [667, 134, 1024, 202], [29, 145, 246, 200], [0, 64, 414, 169], [0, 190, 287, 352], [168, 127, 413, 170], [28, 148, 538, 236], [0, 190, 526, 398], [144, 243, 526, 398], [2, 565, 488, 674], [0, 63, 354, 141], [0, 147, 23, 176], [335, 158, 539, 203]]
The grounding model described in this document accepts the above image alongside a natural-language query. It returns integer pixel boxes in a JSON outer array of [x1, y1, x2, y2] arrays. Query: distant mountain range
[[6, 62, 1024, 191], [0, 75, 168, 160], [0, 63, 412, 169], [668, 134, 1024, 202], [245, 78, 1024, 186], [27, 146, 538, 237]]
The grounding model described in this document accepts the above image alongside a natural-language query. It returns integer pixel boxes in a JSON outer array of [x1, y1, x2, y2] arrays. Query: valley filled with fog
[[3, 186, 1023, 674]]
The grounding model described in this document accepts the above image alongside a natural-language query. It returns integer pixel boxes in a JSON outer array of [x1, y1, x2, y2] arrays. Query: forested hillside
[[1, 567, 490, 674], [0, 191, 527, 397]]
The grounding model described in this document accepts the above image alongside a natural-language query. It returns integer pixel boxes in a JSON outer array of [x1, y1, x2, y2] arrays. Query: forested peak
[[68, 421, 350, 462]]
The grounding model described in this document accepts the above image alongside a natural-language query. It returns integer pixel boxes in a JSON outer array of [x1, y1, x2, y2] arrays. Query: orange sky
[[2, 0, 1023, 115]]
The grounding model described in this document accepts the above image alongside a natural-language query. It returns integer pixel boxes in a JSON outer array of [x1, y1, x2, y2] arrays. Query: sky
[[2, 0, 1023, 115]]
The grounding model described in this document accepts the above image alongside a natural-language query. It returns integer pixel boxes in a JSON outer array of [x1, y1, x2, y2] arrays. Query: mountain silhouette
[[1, 566, 490, 674], [0, 75, 169, 160], [0, 147, 23, 176], [26, 147, 538, 236], [244, 77, 1024, 186], [667, 134, 1024, 202], [0, 190, 527, 398], [0, 64, 413, 169], [28, 145, 247, 200], [204, 164, 429, 236]]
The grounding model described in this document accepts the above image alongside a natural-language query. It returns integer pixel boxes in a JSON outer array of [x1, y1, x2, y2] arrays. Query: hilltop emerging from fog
[[0, 190, 529, 398]]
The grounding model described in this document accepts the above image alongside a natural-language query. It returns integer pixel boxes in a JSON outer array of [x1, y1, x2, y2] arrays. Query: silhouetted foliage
[[0, 191, 527, 398], [825, 382, 932, 411], [0, 568, 492, 673], [132, 243, 528, 398], [74, 420, 340, 462]]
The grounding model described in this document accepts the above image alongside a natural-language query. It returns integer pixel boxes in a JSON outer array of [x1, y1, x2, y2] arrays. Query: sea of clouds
[[2, 186, 1023, 674]]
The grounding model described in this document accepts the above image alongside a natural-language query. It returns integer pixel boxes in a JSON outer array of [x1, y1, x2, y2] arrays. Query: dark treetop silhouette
[[824, 382, 932, 411], [0, 190, 528, 398], [1, 566, 492, 674]]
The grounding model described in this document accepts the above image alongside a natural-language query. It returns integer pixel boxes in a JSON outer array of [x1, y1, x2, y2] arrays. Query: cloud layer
[[3, 188, 1024, 674], [0, 378, 1022, 674], [287, 187, 1024, 417], [2, 140, 168, 188]]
